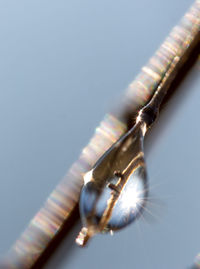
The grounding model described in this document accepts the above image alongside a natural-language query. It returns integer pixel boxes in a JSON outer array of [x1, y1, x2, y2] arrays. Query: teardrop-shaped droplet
[[77, 121, 148, 246]]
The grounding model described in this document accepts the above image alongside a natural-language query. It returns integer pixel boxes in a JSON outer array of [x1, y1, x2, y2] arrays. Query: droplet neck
[[139, 55, 181, 127], [136, 106, 158, 129]]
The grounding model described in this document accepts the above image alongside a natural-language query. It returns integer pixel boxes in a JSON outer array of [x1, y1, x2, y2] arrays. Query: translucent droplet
[[76, 121, 148, 246]]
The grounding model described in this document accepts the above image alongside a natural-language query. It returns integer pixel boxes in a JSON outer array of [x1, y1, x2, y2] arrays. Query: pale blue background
[[0, 0, 199, 268]]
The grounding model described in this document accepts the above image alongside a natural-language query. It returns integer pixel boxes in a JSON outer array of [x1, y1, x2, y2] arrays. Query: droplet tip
[[75, 227, 91, 247]]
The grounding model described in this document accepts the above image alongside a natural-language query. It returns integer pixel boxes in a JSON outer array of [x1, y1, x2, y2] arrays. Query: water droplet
[[77, 121, 148, 244]]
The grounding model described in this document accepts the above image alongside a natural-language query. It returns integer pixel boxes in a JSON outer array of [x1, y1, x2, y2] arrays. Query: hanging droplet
[[76, 120, 148, 246]]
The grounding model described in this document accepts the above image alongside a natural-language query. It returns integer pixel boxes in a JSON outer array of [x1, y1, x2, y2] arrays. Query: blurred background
[[0, 0, 199, 268]]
